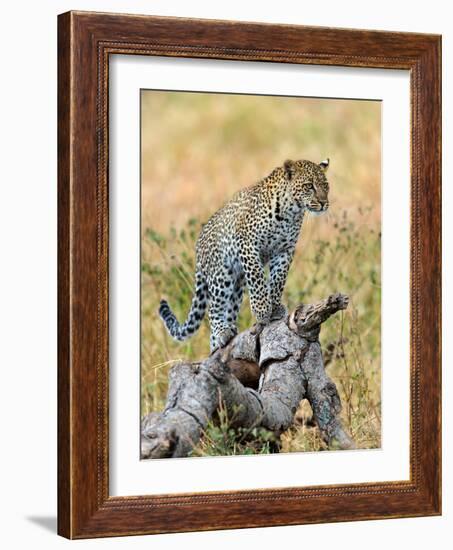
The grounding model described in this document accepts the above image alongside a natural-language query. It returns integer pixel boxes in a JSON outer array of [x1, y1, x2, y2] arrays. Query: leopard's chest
[[257, 214, 303, 261]]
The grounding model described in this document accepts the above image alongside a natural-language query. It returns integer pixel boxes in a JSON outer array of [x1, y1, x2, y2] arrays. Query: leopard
[[159, 158, 330, 352]]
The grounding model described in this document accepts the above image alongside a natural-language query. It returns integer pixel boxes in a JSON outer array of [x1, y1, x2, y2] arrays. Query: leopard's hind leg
[[207, 270, 241, 352], [228, 272, 245, 327]]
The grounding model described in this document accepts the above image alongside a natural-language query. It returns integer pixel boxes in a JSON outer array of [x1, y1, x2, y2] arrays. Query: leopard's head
[[284, 158, 330, 214]]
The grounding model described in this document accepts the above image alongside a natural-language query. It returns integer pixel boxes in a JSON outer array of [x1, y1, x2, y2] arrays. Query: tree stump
[[141, 293, 355, 459]]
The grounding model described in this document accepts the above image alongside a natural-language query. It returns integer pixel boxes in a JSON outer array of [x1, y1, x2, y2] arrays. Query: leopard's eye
[[303, 183, 314, 192]]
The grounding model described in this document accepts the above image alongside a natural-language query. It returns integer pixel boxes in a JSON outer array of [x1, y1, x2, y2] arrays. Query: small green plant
[[190, 399, 278, 457]]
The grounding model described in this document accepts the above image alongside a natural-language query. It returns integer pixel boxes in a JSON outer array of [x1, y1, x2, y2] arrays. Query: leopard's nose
[[321, 201, 329, 211]]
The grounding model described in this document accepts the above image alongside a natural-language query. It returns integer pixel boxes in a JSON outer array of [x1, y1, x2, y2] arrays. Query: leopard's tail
[[159, 271, 209, 341]]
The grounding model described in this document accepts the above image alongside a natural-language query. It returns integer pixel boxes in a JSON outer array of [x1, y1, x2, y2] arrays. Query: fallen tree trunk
[[141, 293, 355, 459]]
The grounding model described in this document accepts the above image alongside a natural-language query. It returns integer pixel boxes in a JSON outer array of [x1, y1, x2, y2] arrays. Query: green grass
[[189, 401, 279, 457]]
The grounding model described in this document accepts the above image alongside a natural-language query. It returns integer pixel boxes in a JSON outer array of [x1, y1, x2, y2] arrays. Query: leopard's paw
[[270, 303, 288, 321], [210, 327, 237, 353]]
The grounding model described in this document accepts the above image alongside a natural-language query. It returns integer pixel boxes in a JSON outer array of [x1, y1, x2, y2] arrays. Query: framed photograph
[[58, 11, 441, 538]]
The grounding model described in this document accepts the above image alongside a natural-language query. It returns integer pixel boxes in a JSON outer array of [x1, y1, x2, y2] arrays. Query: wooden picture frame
[[58, 10, 441, 538]]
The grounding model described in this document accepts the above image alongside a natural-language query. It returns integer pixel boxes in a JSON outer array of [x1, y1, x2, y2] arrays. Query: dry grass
[[141, 90, 381, 455]]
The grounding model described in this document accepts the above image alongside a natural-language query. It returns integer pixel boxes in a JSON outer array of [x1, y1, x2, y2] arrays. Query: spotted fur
[[159, 158, 330, 351]]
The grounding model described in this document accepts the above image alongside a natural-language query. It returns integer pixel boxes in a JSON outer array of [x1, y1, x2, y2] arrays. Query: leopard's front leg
[[269, 247, 295, 320]]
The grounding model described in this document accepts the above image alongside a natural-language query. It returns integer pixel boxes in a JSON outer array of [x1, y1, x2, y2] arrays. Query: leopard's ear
[[319, 158, 330, 172], [284, 159, 296, 179]]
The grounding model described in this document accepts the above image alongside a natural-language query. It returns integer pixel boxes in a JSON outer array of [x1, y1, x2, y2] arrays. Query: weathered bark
[[141, 293, 355, 459]]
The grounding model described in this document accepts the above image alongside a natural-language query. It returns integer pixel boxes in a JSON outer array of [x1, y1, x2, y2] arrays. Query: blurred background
[[141, 90, 381, 455]]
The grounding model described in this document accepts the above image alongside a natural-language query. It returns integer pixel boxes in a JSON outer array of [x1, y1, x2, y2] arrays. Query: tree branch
[[141, 292, 355, 459]]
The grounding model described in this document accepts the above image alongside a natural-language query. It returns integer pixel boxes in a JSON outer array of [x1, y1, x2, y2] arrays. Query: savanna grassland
[[141, 90, 381, 455]]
